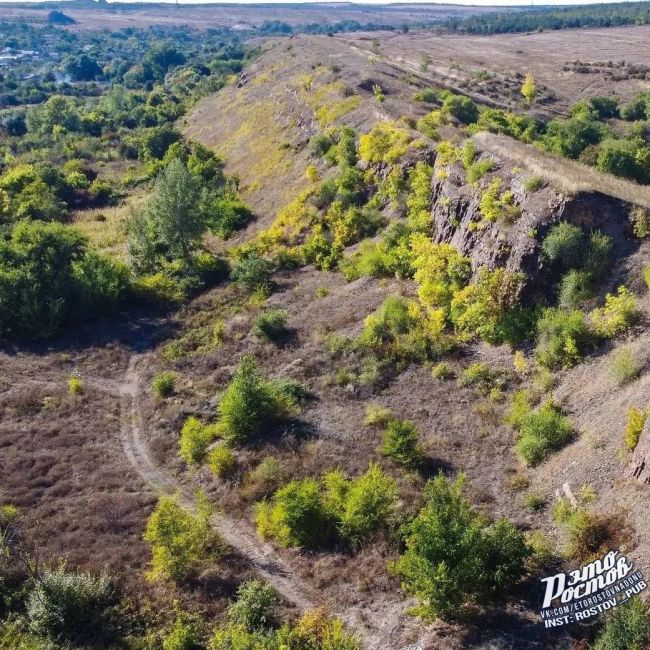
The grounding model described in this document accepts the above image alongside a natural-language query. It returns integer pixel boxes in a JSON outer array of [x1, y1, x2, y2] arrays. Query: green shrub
[[630, 205, 650, 239], [392, 473, 530, 620], [152, 371, 175, 398], [202, 196, 252, 239], [644, 266, 650, 290], [450, 268, 527, 344], [256, 465, 397, 550], [591, 286, 639, 338], [255, 477, 336, 548], [144, 493, 219, 582], [542, 115, 608, 159], [274, 378, 311, 406], [535, 308, 592, 369], [441, 94, 479, 125], [364, 403, 393, 427], [226, 580, 277, 632], [416, 111, 441, 139], [611, 347, 641, 386], [253, 309, 288, 342], [625, 407, 647, 452], [0, 221, 129, 340], [231, 253, 274, 293], [208, 444, 237, 478], [132, 272, 187, 306], [514, 400, 574, 467], [162, 614, 201, 650], [359, 295, 412, 346], [179, 416, 218, 465], [26, 567, 114, 642], [479, 178, 520, 223], [524, 176, 545, 192], [216, 356, 296, 443], [558, 269, 593, 309], [466, 158, 495, 185], [324, 464, 397, 548], [68, 376, 83, 395], [209, 623, 273, 649], [380, 419, 423, 467], [584, 231, 613, 281], [593, 597, 650, 650], [432, 361, 453, 380], [406, 161, 433, 232], [541, 222, 584, 270], [413, 88, 438, 103]]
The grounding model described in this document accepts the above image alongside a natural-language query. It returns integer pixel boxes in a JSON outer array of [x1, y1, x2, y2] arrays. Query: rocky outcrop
[[429, 152, 636, 301]]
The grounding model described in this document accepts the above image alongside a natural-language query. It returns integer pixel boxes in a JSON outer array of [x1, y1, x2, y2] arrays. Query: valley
[[2, 6, 650, 650]]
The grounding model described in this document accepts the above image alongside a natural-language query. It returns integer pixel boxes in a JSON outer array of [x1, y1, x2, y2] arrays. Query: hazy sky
[[0, 0, 636, 5]]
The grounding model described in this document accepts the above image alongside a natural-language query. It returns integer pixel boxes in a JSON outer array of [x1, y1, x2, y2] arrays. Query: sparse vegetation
[[6, 10, 650, 649]]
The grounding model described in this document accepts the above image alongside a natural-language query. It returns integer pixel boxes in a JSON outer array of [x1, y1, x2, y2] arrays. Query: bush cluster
[[255, 464, 397, 549]]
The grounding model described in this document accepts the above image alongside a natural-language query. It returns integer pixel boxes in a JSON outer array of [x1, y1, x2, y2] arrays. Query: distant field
[[352, 25, 650, 112], [0, 2, 503, 31]]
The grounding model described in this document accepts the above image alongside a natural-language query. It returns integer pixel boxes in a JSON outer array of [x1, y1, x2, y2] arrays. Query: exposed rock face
[[429, 153, 636, 301]]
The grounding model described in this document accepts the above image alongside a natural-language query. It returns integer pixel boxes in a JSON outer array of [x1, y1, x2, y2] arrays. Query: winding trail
[[118, 354, 414, 649]]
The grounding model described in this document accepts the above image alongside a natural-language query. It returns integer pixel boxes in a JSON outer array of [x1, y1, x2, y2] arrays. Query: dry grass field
[[352, 25, 650, 113], [0, 2, 499, 31]]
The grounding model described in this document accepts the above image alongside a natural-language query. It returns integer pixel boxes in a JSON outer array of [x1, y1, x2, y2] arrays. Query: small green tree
[[325, 464, 397, 548], [144, 493, 219, 582], [392, 473, 530, 620], [521, 73, 537, 106], [127, 159, 206, 272], [216, 356, 295, 443], [380, 419, 423, 467]]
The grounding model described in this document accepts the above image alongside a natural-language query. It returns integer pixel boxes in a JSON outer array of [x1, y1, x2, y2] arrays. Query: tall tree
[[127, 159, 205, 271]]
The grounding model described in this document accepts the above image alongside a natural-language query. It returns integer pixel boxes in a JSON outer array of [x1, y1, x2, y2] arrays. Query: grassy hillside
[[3, 15, 650, 650]]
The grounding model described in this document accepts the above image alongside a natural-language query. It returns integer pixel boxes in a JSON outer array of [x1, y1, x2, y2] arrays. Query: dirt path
[[118, 354, 416, 649]]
